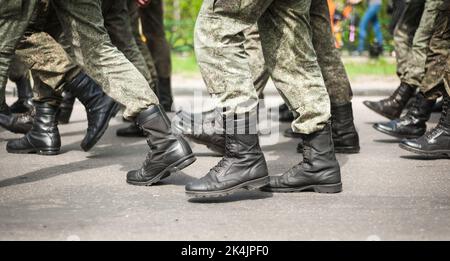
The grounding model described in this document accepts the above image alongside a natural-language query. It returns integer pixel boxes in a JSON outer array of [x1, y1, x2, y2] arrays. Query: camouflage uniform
[[102, 0, 157, 91], [393, 0, 425, 82], [243, 25, 270, 97], [421, 0, 450, 97], [127, 0, 158, 82], [237, 0, 353, 107], [49, 0, 159, 119], [0, 0, 38, 111], [401, 0, 444, 88], [445, 55, 450, 96], [195, 0, 331, 134], [310, 0, 353, 106], [139, 0, 171, 79]]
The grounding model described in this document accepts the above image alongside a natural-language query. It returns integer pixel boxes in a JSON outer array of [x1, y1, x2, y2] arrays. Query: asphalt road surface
[[1, 93, 449, 240]]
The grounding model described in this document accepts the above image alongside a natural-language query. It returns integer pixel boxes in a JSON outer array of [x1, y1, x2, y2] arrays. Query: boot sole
[[261, 182, 342, 194], [363, 101, 399, 120], [297, 145, 360, 154], [6, 147, 60, 156], [127, 154, 197, 186], [185, 176, 269, 198], [372, 124, 422, 139], [81, 102, 121, 152], [399, 143, 450, 158]]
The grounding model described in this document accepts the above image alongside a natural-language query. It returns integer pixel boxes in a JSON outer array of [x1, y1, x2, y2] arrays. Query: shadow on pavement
[[373, 139, 400, 144], [400, 154, 450, 160], [0, 141, 195, 188]]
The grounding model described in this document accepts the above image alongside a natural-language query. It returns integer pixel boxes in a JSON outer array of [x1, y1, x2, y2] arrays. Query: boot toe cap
[[373, 122, 395, 133], [185, 180, 207, 192], [400, 138, 421, 149]]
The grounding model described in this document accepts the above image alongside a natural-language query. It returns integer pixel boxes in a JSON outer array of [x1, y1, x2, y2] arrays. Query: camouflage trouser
[[394, 0, 425, 81], [402, 0, 443, 87], [50, 0, 158, 119], [15, 30, 80, 105], [243, 25, 270, 97], [127, 0, 158, 82], [140, 0, 172, 79], [239, 0, 352, 107], [102, 0, 157, 92], [310, 0, 352, 106], [421, 1, 450, 97], [0, 0, 38, 110], [195, 0, 331, 134], [445, 56, 450, 96]]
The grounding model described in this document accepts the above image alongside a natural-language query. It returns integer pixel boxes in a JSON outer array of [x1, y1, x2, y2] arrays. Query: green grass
[[172, 53, 200, 76], [172, 52, 397, 78], [343, 57, 397, 79]]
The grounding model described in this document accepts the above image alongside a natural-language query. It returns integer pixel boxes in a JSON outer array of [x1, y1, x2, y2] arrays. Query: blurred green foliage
[[163, 0, 396, 53]]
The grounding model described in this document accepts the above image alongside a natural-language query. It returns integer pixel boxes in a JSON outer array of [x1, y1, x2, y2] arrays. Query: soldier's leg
[[127, 0, 158, 83], [399, 3, 450, 157], [244, 25, 270, 97], [420, 3, 450, 98], [307, 0, 359, 153], [170, 24, 271, 152], [363, 0, 425, 120], [186, 0, 273, 197], [403, 0, 443, 88], [186, 0, 340, 197], [8, 57, 34, 113], [102, 0, 157, 92], [51, 0, 158, 120], [258, 0, 341, 193], [0, 0, 38, 116], [10, 28, 121, 153], [115, 0, 159, 138], [51, 0, 195, 182], [140, 0, 173, 111], [372, 0, 444, 140]]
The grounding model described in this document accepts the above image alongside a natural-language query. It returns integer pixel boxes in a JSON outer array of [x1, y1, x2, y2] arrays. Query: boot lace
[[209, 134, 232, 176], [425, 98, 448, 139]]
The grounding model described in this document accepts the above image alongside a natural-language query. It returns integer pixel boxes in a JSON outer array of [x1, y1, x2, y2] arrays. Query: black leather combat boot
[[330, 103, 360, 153], [157, 77, 173, 112], [56, 91, 75, 124], [0, 108, 34, 134], [400, 92, 450, 158], [10, 75, 34, 113], [363, 82, 416, 120], [278, 103, 294, 122], [7, 101, 60, 155], [262, 122, 342, 193], [116, 122, 146, 137], [373, 93, 435, 139], [172, 108, 225, 154], [185, 112, 269, 198], [66, 72, 120, 151], [296, 103, 360, 154], [127, 105, 196, 186]]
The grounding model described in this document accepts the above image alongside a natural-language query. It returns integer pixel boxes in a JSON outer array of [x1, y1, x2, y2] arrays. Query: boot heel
[[244, 176, 269, 191], [37, 149, 60, 156], [313, 183, 342, 193], [171, 155, 197, 172]]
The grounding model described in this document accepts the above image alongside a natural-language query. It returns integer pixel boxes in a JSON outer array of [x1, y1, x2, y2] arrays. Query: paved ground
[[1, 80, 450, 240]]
